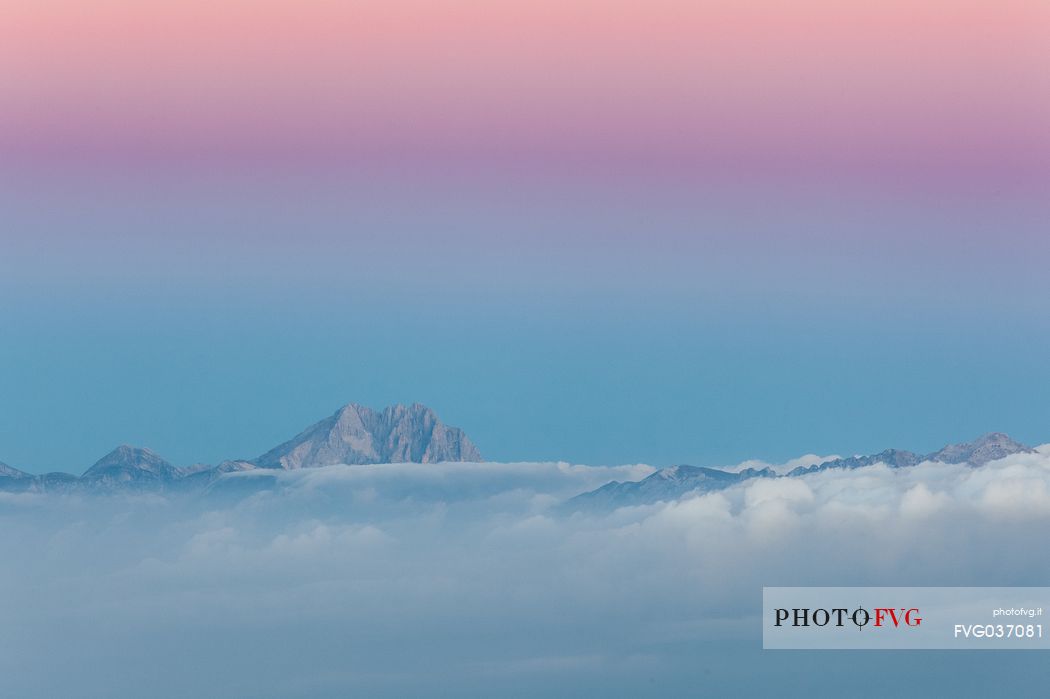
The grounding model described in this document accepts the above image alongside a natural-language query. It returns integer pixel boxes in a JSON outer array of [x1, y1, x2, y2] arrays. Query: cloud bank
[[2, 450, 1050, 697]]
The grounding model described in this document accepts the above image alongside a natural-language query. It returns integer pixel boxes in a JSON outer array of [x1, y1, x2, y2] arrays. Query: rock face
[[255, 403, 482, 469], [80, 445, 181, 488], [788, 449, 923, 476], [927, 432, 1034, 467]]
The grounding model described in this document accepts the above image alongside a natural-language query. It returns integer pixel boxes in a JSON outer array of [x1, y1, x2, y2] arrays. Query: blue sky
[[2, 172, 1048, 473], [2, 0, 1048, 475]]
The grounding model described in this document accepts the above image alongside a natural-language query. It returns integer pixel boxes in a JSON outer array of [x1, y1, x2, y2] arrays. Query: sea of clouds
[[2, 449, 1050, 698]]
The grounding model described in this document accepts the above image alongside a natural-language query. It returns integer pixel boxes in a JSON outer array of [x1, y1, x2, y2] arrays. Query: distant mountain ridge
[[0, 460, 34, 492], [0, 426, 1038, 500], [0, 460, 31, 480], [0, 402, 481, 493], [567, 433, 1036, 512], [787, 432, 1032, 477], [568, 465, 775, 511]]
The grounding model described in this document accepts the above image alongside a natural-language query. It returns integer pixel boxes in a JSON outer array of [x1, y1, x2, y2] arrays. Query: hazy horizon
[[2, 396, 1047, 476], [3, 1, 1049, 474]]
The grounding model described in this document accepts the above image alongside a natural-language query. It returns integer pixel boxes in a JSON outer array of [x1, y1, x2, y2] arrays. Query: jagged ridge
[[567, 433, 1036, 512], [0, 402, 481, 493]]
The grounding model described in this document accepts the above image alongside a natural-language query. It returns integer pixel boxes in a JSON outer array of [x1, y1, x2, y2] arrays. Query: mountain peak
[[112, 444, 158, 458], [255, 402, 482, 469], [335, 402, 370, 416], [928, 432, 1033, 467], [81, 445, 179, 485]]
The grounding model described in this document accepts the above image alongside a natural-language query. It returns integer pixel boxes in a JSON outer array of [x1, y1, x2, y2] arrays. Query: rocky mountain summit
[[80, 445, 181, 488], [256, 402, 482, 469], [925, 432, 1032, 467]]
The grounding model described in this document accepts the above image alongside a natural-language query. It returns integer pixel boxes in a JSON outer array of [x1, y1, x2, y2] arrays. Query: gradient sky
[[1, 1, 1049, 473]]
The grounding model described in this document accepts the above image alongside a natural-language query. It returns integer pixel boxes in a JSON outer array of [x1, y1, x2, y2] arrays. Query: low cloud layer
[[2, 450, 1050, 698]]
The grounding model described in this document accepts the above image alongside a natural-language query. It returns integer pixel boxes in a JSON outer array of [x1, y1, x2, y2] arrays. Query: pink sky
[[2, 0, 1048, 183]]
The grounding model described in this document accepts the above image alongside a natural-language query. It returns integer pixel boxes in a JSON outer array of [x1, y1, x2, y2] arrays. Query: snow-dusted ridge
[[565, 432, 1037, 512], [0, 416, 1039, 508]]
